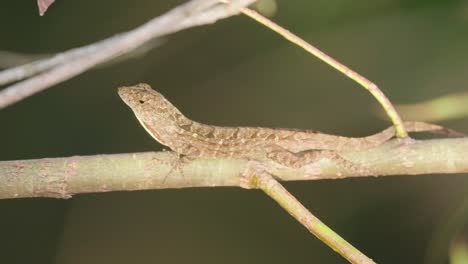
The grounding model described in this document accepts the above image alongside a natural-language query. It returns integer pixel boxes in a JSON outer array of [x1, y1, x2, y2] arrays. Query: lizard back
[[118, 84, 459, 158]]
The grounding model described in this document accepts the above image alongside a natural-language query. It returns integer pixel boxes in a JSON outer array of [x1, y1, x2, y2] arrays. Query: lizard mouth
[[117, 87, 133, 106]]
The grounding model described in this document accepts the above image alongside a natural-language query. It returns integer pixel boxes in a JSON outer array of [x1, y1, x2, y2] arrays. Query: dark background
[[1, 0, 468, 263]]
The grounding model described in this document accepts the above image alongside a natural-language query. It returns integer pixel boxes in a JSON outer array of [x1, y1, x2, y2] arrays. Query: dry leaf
[[37, 0, 55, 16]]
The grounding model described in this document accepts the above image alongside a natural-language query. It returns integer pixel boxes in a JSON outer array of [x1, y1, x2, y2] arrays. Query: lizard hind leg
[[267, 149, 372, 174]]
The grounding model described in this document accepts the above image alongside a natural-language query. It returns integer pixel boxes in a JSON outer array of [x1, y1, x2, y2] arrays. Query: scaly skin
[[118, 83, 461, 168]]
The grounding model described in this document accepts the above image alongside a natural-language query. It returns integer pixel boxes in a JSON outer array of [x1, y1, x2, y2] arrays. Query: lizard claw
[[152, 152, 195, 183]]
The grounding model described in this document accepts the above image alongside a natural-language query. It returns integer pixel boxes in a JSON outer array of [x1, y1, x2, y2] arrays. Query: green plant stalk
[[239, 6, 407, 138], [250, 171, 376, 264]]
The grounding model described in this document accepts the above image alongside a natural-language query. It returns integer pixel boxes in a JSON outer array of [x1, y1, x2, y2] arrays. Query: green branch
[[1, 138, 467, 199]]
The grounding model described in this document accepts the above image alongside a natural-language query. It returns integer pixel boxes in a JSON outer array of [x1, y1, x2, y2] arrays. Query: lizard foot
[[152, 151, 195, 183]]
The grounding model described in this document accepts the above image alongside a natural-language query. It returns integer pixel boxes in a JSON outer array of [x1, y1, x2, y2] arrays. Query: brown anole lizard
[[118, 83, 460, 172]]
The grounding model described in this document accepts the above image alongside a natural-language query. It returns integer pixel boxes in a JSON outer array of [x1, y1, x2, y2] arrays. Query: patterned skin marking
[[118, 83, 462, 169]]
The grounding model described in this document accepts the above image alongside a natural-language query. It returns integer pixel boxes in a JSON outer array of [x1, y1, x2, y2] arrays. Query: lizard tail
[[398, 121, 464, 137], [336, 121, 464, 151]]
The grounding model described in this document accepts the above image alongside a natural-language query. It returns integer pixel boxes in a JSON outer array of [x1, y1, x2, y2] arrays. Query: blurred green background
[[1, 0, 468, 263]]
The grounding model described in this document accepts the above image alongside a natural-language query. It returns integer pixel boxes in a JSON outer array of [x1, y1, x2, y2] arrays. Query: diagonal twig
[[235, 5, 408, 138], [0, 0, 256, 109], [243, 169, 376, 264]]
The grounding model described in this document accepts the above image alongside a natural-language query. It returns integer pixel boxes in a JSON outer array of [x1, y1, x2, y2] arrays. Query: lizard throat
[[136, 117, 166, 145]]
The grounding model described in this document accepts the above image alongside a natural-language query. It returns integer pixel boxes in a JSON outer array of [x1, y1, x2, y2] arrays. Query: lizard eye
[[139, 100, 145, 104]]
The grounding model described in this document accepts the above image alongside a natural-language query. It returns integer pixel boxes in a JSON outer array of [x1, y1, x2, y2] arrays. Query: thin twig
[[236, 5, 408, 138], [245, 170, 375, 264], [0, 0, 256, 109], [0, 35, 122, 86]]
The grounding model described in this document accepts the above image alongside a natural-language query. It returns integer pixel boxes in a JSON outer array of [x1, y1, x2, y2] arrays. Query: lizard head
[[118, 83, 168, 110], [118, 83, 186, 145]]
